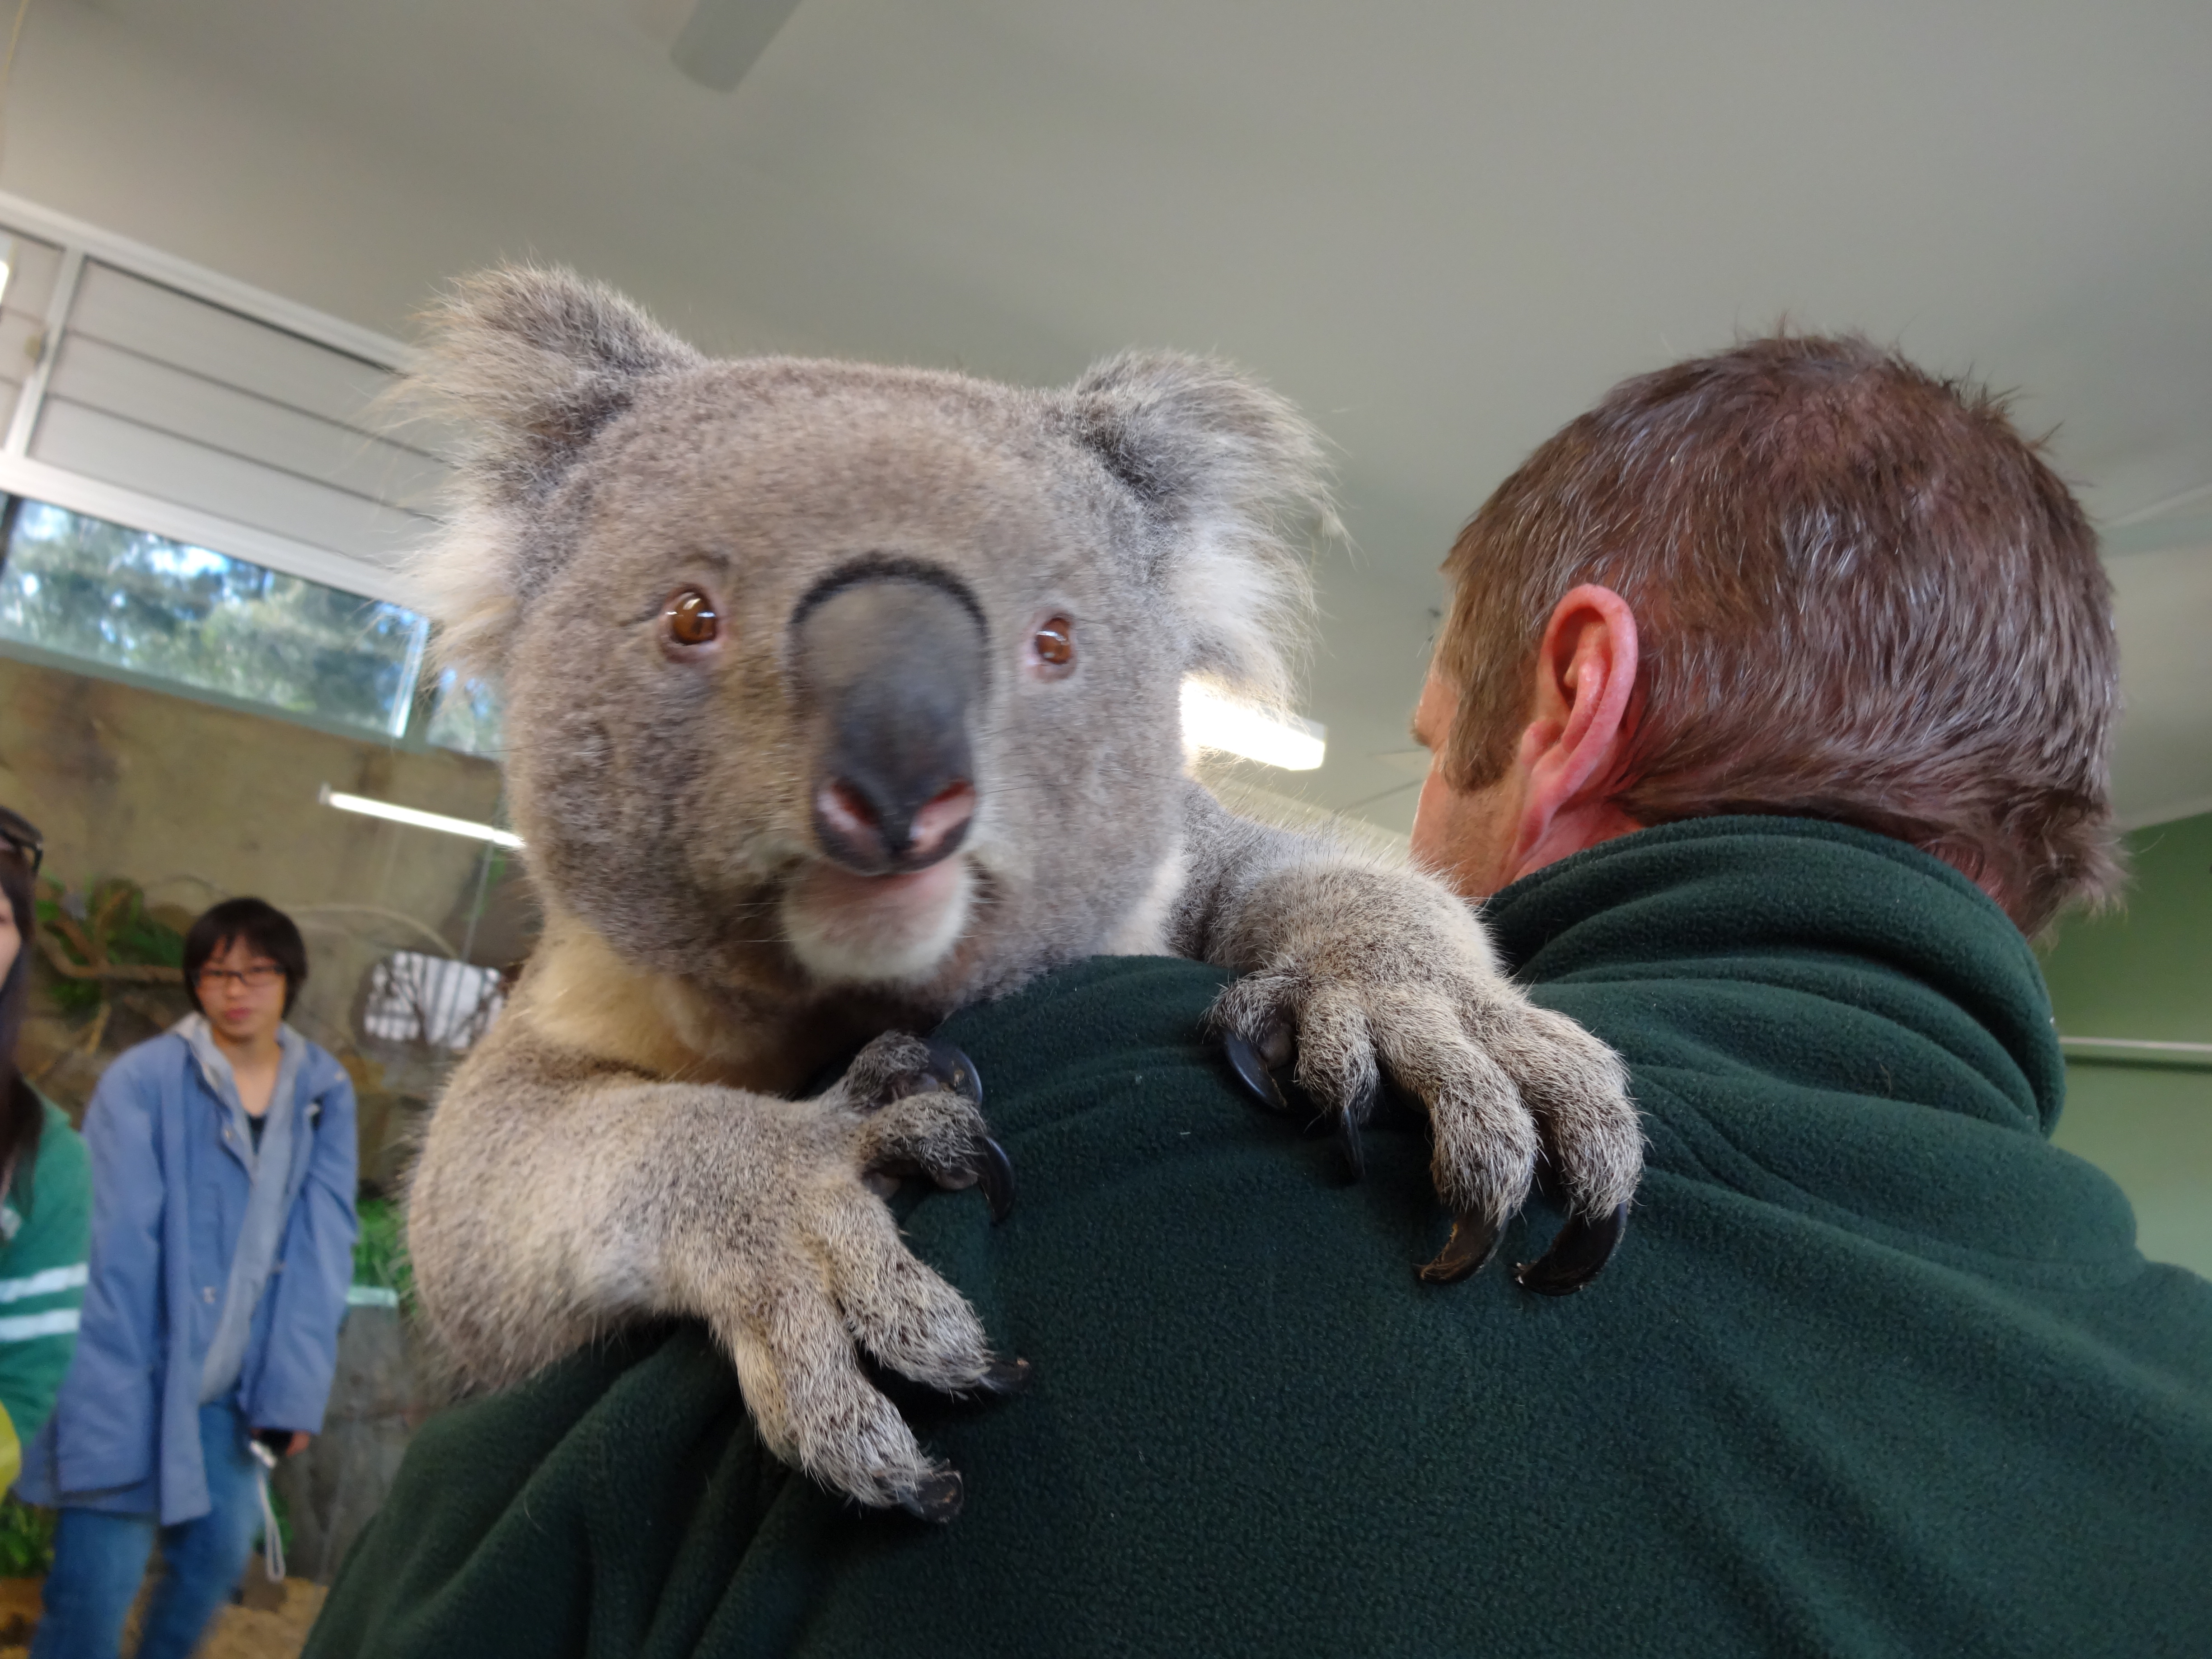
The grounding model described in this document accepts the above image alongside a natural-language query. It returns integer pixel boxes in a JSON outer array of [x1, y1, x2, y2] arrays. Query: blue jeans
[[31, 1402, 267, 1659]]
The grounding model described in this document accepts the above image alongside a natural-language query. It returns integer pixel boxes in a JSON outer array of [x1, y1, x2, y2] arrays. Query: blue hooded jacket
[[17, 1026, 357, 1524]]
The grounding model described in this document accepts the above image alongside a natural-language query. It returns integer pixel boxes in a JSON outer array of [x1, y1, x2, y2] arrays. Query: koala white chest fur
[[403, 267, 1642, 1519]]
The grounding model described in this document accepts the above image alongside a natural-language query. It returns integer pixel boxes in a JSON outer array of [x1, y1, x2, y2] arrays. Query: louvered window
[[0, 193, 494, 748]]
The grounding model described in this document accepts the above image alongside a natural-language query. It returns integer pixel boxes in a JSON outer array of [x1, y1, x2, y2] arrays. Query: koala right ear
[[405, 266, 701, 677], [417, 264, 701, 500]]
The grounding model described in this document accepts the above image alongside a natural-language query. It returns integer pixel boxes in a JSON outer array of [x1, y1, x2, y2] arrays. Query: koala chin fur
[[399, 265, 1644, 1518], [781, 857, 976, 986]]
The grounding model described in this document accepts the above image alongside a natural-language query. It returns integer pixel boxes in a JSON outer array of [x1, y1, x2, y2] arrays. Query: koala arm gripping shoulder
[[1167, 781, 1645, 1291], [405, 1013, 1021, 1519]]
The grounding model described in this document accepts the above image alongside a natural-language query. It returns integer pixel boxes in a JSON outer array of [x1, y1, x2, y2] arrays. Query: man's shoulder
[[939, 955, 1227, 1070], [312, 937, 2212, 1659]]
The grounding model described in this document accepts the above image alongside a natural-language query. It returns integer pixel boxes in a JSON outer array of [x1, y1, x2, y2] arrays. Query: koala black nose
[[795, 571, 985, 876]]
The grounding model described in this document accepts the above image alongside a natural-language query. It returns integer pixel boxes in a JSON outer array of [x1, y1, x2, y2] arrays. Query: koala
[[403, 267, 1642, 1521]]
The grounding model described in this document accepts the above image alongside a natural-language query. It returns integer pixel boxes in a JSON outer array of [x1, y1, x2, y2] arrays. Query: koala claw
[[1223, 1032, 1293, 1114], [902, 1470, 965, 1524], [1514, 1204, 1629, 1296], [1336, 1111, 1367, 1181], [974, 1136, 1017, 1222], [981, 1356, 1033, 1394], [1221, 1031, 1373, 1179], [923, 1039, 984, 1108], [1337, 1069, 1381, 1180], [1417, 1210, 1504, 1285]]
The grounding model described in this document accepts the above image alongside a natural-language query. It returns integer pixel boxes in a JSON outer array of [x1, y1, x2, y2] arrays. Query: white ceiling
[[17, 0, 2212, 830]]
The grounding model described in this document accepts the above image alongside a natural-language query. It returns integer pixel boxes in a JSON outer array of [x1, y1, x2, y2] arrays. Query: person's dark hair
[[1435, 332, 2119, 936], [183, 898, 310, 1017], [0, 809, 47, 1201]]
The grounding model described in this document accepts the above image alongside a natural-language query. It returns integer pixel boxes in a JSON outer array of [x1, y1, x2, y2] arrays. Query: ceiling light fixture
[[644, 0, 805, 91], [1181, 680, 1327, 771], [319, 786, 523, 848]]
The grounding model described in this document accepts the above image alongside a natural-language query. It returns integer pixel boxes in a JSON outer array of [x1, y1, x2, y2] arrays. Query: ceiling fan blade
[[670, 0, 804, 92]]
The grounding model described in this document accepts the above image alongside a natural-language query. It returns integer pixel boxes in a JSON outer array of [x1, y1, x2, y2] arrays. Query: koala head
[[411, 266, 1328, 1013]]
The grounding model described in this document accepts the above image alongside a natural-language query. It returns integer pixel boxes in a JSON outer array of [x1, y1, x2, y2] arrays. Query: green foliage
[[31, 878, 187, 1015], [353, 1196, 415, 1312], [0, 1495, 56, 1577], [102, 891, 185, 971], [30, 890, 103, 1016], [61, 881, 185, 972], [0, 499, 428, 735]]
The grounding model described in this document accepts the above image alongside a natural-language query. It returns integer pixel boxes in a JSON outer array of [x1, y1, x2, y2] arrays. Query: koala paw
[[1209, 867, 1642, 1294], [714, 1032, 1024, 1522]]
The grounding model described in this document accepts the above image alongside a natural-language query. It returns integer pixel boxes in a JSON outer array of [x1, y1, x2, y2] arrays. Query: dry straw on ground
[[0, 1573, 329, 1659]]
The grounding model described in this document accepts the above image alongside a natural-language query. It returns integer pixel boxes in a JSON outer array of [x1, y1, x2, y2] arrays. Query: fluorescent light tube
[[320, 786, 523, 848], [1181, 680, 1326, 771]]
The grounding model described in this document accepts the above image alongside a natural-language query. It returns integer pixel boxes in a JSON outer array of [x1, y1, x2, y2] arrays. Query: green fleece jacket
[[307, 819, 2212, 1659]]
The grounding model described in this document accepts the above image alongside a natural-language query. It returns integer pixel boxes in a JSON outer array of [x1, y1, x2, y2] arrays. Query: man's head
[[1412, 333, 2118, 935]]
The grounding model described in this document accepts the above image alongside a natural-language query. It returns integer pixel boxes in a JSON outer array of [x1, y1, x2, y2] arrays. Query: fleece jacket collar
[[1481, 815, 2123, 1271]]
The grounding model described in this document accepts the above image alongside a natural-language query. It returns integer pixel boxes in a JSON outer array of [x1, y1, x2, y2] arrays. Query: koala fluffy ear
[[1066, 351, 1330, 711], [405, 265, 702, 677]]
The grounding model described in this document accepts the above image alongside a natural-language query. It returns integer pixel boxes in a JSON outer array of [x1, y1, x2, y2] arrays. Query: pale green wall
[[2039, 811, 2212, 1277]]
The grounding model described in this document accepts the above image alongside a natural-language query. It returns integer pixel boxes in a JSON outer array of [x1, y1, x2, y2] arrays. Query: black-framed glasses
[[0, 805, 42, 877], [196, 963, 285, 991]]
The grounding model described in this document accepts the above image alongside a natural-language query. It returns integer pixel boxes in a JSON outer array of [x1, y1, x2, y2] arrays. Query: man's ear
[[1064, 351, 1331, 711], [1510, 584, 1643, 873], [406, 266, 702, 679]]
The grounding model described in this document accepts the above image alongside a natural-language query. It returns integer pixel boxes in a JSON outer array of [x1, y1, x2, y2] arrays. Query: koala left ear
[[1065, 351, 1331, 711]]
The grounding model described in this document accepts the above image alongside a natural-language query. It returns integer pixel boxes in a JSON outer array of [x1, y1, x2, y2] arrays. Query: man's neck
[[1503, 798, 1645, 889]]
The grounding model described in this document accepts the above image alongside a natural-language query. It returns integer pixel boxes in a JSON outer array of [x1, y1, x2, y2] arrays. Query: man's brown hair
[[1436, 333, 2118, 935]]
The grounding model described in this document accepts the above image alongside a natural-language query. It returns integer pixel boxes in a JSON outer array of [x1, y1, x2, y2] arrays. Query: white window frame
[[0, 188, 422, 607]]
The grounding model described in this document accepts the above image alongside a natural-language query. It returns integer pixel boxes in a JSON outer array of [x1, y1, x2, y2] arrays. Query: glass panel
[[0, 498, 428, 735], [425, 667, 506, 757], [361, 950, 509, 1050]]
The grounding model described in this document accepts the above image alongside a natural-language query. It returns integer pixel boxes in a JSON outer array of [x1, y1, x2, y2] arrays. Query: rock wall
[[0, 650, 506, 1002], [272, 1306, 446, 1584]]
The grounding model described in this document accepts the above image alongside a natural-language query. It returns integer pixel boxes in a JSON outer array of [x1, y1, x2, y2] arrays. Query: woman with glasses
[[0, 806, 92, 1502], [19, 896, 357, 1659]]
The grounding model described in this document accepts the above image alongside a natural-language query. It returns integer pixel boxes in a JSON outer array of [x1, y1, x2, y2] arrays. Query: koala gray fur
[[402, 267, 1642, 1519]]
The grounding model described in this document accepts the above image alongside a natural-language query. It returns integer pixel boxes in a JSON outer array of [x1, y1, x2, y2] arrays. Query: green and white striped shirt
[[0, 1097, 92, 1463]]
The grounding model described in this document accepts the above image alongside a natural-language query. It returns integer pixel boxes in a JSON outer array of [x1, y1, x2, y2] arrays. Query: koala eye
[[662, 588, 720, 649], [1031, 615, 1076, 674]]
